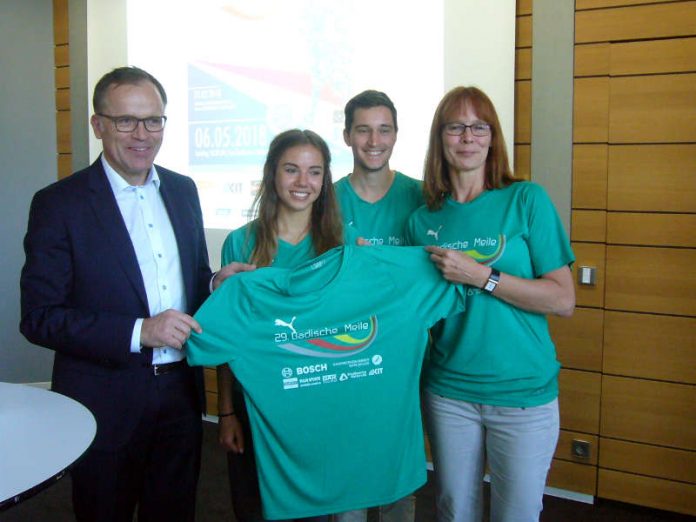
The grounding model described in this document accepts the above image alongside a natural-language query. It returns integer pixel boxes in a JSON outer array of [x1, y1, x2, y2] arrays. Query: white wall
[[445, 1, 516, 159], [0, 0, 58, 382]]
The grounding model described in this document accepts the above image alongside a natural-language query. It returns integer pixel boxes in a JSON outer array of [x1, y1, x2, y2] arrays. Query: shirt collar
[[101, 155, 160, 193]]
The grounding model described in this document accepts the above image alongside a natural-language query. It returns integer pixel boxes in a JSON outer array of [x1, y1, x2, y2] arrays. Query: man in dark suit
[[20, 66, 234, 521]]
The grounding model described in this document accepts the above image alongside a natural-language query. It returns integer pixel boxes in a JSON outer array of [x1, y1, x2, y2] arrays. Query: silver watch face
[[484, 280, 497, 292]]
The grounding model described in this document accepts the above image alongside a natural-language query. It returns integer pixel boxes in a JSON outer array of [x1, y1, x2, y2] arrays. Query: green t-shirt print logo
[[273, 316, 379, 358]]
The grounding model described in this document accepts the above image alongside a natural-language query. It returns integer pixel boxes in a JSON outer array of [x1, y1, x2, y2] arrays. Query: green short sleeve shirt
[[187, 245, 466, 519], [335, 172, 423, 246], [405, 182, 575, 407]]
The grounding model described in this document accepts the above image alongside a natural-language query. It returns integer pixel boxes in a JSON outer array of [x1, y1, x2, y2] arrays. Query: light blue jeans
[[424, 391, 559, 522], [332, 495, 415, 522]]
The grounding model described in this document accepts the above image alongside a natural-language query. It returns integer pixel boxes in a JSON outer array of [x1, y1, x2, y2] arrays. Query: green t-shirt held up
[[187, 245, 466, 519]]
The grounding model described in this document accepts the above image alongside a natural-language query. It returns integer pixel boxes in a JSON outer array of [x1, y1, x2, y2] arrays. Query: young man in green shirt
[[334, 90, 423, 522], [335, 90, 423, 247]]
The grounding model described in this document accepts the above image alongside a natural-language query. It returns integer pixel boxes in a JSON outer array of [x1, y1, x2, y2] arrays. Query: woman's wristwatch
[[482, 268, 500, 294]]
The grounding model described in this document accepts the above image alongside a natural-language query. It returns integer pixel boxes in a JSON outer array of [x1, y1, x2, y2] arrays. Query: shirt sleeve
[[187, 279, 244, 367], [524, 184, 575, 276]]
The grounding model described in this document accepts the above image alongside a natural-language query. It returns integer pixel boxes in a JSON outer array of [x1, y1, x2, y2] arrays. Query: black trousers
[[71, 365, 202, 522]]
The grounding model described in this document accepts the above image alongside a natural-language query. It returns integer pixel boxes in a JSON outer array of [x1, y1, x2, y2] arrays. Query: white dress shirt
[[102, 157, 187, 364]]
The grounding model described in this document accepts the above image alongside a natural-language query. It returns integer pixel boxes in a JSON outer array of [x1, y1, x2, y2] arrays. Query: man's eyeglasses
[[98, 114, 167, 133], [442, 122, 491, 137]]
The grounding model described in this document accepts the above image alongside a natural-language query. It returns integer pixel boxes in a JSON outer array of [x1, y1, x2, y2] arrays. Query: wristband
[[218, 411, 236, 418], [482, 268, 500, 294]]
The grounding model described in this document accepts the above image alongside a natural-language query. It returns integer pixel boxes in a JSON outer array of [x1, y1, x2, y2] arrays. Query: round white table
[[0, 382, 96, 510]]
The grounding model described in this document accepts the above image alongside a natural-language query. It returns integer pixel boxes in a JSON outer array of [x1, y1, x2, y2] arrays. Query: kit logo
[[426, 225, 443, 241], [274, 316, 297, 335]]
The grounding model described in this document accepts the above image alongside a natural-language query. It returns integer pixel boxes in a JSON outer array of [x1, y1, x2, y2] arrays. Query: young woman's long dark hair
[[249, 129, 343, 267]]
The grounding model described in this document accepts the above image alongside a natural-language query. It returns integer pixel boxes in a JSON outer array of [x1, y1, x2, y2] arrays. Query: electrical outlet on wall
[[571, 439, 591, 460]]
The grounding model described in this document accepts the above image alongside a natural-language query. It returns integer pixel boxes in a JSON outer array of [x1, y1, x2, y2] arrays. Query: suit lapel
[[87, 160, 149, 311]]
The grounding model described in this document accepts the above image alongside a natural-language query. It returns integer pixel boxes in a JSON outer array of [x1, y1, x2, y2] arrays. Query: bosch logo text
[[296, 364, 328, 375]]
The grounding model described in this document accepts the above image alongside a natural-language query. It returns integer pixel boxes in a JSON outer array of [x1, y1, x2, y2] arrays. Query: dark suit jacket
[[20, 158, 212, 450]]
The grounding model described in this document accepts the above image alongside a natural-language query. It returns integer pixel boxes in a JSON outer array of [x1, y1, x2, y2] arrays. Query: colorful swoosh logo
[[461, 235, 506, 265], [277, 316, 378, 358]]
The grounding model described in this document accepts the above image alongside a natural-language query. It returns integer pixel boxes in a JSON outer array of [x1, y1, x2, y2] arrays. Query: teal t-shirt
[[335, 171, 423, 246], [405, 182, 575, 407], [221, 221, 361, 267], [187, 245, 466, 519]]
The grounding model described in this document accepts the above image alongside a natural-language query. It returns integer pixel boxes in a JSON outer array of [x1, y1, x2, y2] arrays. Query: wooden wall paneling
[[517, 0, 532, 16], [558, 369, 602, 434], [576, 2, 696, 44], [550, 307, 603, 372], [547, 459, 597, 495], [54, 0, 70, 180], [601, 375, 696, 449], [575, 43, 610, 77], [514, 80, 531, 144], [574, 0, 696, 513], [573, 77, 609, 143], [607, 144, 696, 213], [55, 66, 70, 89], [556, 430, 600, 465], [206, 392, 218, 416], [204, 367, 218, 415], [571, 242, 606, 308], [56, 89, 71, 111], [572, 144, 608, 210], [607, 213, 696, 248], [572, 210, 606, 243], [515, 48, 532, 80], [598, 469, 696, 516], [604, 311, 696, 384], [53, 0, 69, 45], [56, 111, 72, 154], [605, 245, 696, 316], [514, 144, 530, 180], [576, 0, 675, 9], [54, 45, 69, 67], [516, 14, 532, 48], [609, 74, 696, 144], [58, 154, 72, 180], [611, 37, 696, 76], [600, 437, 696, 484], [204, 367, 217, 393]]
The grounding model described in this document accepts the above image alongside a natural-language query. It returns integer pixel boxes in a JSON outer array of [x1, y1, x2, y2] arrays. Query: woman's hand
[[218, 414, 245, 454], [425, 245, 575, 317], [425, 245, 490, 288], [212, 262, 257, 290], [216, 364, 245, 453]]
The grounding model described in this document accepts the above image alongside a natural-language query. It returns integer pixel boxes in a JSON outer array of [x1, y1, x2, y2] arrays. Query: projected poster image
[[186, 56, 349, 228], [129, 0, 443, 230]]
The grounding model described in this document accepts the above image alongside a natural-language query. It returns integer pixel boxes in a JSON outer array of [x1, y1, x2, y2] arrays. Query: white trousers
[[333, 495, 415, 522], [424, 391, 559, 522]]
